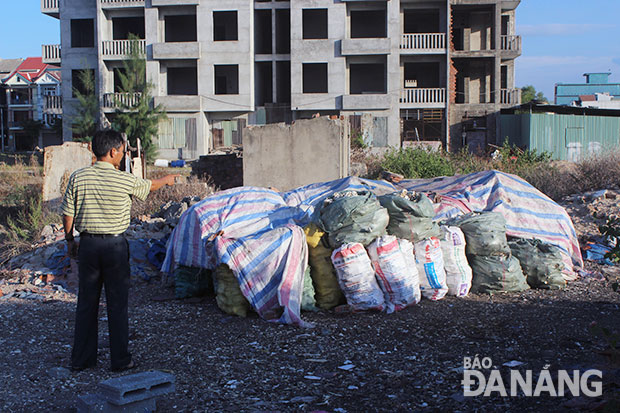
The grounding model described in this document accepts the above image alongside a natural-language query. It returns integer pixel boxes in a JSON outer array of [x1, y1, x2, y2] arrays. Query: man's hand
[[150, 174, 182, 192], [67, 239, 79, 258]]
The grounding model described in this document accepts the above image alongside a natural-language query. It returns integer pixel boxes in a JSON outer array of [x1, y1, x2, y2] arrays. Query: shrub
[[449, 147, 491, 175], [573, 150, 620, 194], [599, 217, 620, 264], [381, 147, 455, 179], [1, 185, 59, 263], [351, 129, 367, 150]]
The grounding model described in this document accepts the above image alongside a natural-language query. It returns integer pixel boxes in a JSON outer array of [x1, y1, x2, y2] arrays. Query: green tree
[[521, 85, 549, 104], [71, 68, 98, 142], [19, 119, 43, 145], [112, 34, 166, 162]]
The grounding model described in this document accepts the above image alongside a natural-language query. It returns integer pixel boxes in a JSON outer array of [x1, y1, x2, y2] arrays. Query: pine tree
[[112, 34, 166, 161], [71, 69, 98, 142]]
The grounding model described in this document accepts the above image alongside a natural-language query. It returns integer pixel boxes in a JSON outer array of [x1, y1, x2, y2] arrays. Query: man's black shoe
[[71, 364, 94, 372], [110, 360, 137, 372]]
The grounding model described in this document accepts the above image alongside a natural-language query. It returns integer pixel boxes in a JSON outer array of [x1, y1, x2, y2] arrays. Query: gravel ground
[[0, 193, 619, 412]]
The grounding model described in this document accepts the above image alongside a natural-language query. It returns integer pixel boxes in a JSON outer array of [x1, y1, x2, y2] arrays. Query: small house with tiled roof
[[2, 57, 62, 151]]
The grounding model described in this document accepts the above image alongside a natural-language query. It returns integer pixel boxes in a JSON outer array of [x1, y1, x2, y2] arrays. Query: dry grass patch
[[131, 172, 215, 218]]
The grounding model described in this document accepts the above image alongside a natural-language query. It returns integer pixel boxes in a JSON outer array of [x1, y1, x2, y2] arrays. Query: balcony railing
[[400, 33, 446, 52], [42, 44, 61, 64], [101, 0, 145, 7], [400, 88, 446, 106], [44, 95, 62, 112], [101, 40, 146, 59], [102, 92, 142, 108], [500, 88, 521, 105], [41, 0, 59, 15], [500, 35, 522, 53]]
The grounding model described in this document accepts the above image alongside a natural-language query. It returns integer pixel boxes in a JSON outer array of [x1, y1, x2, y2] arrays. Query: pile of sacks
[[173, 188, 567, 317], [304, 189, 474, 313], [303, 189, 567, 314]]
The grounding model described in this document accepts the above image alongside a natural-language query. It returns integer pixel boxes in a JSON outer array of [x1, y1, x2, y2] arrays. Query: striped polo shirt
[[61, 161, 152, 235]]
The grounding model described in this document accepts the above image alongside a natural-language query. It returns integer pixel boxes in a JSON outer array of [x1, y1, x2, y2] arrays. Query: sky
[[1, 0, 619, 101]]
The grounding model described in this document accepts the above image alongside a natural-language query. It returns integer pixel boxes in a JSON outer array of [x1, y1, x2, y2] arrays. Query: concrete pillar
[[271, 9, 277, 103], [464, 75, 470, 104], [463, 27, 471, 51], [145, 5, 160, 92], [493, 2, 501, 106], [387, 0, 401, 147]]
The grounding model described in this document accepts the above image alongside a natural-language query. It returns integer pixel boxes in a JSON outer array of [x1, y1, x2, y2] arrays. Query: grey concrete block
[[77, 393, 105, 413], [105, 398, 156, 413], [98, 371, 175, 406], [77, 393, 157, 413]]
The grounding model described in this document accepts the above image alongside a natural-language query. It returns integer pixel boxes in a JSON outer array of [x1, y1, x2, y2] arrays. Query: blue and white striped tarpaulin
[[396, 170, 582, 276]]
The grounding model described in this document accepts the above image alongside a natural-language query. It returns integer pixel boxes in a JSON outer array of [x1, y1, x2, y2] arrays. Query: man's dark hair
[[92, 129, 124, 158]]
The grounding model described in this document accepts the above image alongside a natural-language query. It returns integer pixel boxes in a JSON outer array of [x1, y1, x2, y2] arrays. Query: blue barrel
[[170, 160, 186, 168]]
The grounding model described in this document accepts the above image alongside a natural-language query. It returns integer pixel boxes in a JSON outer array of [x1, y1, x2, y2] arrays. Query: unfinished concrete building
[[42, 0, 521, 157]]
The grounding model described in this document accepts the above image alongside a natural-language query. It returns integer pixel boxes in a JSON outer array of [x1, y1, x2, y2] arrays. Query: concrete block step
[[98, 371, 175, 406], [77, 392, 157, 413]]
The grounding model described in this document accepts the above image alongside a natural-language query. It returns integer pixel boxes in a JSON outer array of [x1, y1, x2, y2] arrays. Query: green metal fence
[[501, 112, 620, 160]]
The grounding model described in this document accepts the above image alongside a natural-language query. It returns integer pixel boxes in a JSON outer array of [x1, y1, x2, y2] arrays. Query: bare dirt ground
[[0, 194, 619, 412]]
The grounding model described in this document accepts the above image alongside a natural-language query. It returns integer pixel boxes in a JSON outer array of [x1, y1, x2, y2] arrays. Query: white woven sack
[[440, 226, 473, 297], [414, 237, 448, 301], [398, 238, 422, 305], [367, 235, 420, 313], [331, 243, 385, 312]]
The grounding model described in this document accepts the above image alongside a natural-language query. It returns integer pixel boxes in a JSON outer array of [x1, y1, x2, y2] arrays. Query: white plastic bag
[[367, 236, 421, 313], [331, 243, 385, 312], [414, 237, 448, 301], [440, 226, 473, 297]]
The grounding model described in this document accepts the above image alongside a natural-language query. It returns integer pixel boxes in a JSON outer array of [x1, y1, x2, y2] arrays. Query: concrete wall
[[243, 116, 349, 191], [42, 141, 92, 203]]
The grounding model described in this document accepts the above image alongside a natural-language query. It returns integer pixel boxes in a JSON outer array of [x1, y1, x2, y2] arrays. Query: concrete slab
[[42, 142, 93, 204], [243, 117, 350, 191], [98, 371, 175, 406], [77, 393, 157, 413]]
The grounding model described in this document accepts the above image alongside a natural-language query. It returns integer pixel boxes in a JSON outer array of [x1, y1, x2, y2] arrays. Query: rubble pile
[[560, 189, 620, 240], [0, 197, 201, 301], [0, 269, 75, 302]]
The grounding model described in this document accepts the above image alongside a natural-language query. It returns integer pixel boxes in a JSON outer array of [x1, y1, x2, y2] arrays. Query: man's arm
[[149, 174, 180, 192], [63, 214, 78, 257], [63, 215, 74, 239]]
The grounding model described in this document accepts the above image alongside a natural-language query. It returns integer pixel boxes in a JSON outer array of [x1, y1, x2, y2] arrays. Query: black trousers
[[71, 236, 132, 370]]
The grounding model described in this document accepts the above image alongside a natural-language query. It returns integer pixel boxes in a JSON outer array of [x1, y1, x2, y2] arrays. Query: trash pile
[[162, 170, 583, 327], [0, 196, 203, 301], [0, 269, 75, 303]]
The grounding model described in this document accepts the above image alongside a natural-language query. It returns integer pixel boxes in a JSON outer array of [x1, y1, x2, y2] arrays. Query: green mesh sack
[[509, 238, 566, 290], [319, 190, 389, 248], [447, 212, 511, 256], [174, 266, 213, 299], [215, 264, 251, 317], [301, 266, 318, 312], [308, 237, 345, 310], [378, 191, 440, 242], [470, 254, 530, 293]]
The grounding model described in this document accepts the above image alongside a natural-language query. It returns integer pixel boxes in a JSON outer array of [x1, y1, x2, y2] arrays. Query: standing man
[[62, 129, 179, 372]]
